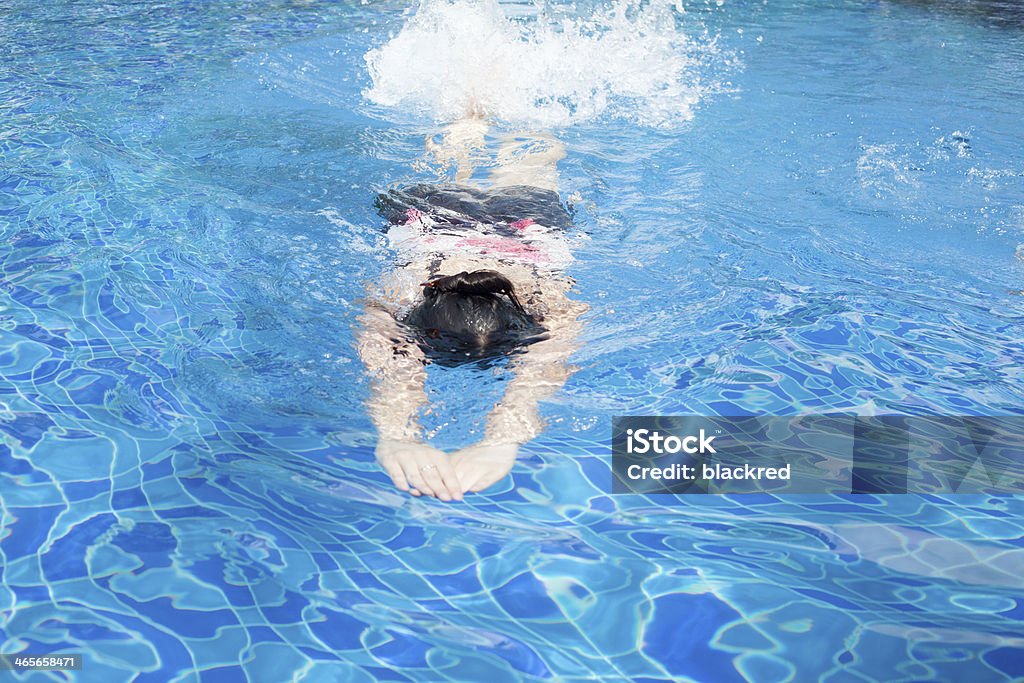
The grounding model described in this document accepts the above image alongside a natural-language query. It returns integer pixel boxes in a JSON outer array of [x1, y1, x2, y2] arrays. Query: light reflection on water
[[0, 0, 1022, 680]]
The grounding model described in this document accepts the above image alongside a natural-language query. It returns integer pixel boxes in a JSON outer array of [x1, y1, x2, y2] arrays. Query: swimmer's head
[[403, 270, 545, 358]]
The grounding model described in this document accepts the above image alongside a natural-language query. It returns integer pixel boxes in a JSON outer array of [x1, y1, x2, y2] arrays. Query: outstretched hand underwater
[[450, 443, 518, 494], [375, 440, 518, 501], [375, 439, 463, 502]]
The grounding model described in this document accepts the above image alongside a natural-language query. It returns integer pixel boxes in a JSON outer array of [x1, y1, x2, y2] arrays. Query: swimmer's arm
[[481, 323, 580, 446], [449, 312, 582, 493], [486, 284, 586, 446], [356, 305, 572, 446], [356, 305, 428, 442], [357, 304, 463, 500]]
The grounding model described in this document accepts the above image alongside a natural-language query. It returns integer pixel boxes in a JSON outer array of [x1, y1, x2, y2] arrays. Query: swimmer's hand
[[450, 443, 519, 494], [375, 439, 462, 502]]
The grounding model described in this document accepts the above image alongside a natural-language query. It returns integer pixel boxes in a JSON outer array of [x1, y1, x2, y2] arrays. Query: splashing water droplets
[[363, 0, 717, 128]]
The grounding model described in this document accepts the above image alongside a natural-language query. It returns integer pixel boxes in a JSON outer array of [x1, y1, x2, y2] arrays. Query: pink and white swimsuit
[[377, 184, 576, 273], [387, 208, 574, 272]]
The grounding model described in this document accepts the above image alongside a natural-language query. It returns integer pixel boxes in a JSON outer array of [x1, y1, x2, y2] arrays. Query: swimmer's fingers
[[419, 466, 447, 501], [382, 462, 410, 493], [431, 457, 463, 502], [451, 456, 484, 494], [376, 441, 460, 501], [466, 466, 501, 493], [404, 465, 437, 499], [451, 444, 518, 494], [375, 440, 435, 498], [417, 458, 461, 502], [375, 440, 413, 494], [469, 467, 505, 492]]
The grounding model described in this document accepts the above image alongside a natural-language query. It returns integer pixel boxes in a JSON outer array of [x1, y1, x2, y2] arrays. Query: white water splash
[[363, 0, 720, 128]]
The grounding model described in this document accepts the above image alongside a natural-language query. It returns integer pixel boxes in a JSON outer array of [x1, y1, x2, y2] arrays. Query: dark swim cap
[[404, 270, 546, 361]]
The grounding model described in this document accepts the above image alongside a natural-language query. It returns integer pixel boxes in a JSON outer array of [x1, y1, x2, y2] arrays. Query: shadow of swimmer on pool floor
[[356, 117, 587, 501]]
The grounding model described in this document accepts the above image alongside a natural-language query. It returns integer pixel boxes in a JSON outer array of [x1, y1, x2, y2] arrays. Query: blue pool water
[[2, 0, 1024, 680]]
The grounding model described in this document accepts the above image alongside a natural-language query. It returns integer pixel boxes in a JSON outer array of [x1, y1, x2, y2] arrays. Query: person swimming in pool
[[357, 118, 586, 501]]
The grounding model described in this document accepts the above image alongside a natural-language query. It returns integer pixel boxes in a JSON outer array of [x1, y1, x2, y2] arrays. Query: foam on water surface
[[363, 0, 720, 128]]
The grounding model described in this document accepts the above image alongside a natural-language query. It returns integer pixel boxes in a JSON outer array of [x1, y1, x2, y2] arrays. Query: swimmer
[[357, 118, 586, 501]]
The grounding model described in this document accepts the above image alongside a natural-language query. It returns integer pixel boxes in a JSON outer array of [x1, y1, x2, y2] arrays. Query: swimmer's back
[[376, 183, 573, 230], [376, 183, 576, 272]]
